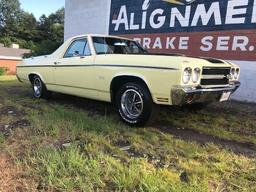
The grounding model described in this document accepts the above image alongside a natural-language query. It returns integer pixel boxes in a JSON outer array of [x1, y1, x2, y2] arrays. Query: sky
[[20, 0, 65, 20]]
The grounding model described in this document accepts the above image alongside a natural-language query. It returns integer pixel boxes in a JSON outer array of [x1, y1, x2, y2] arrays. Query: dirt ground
[[0, 154, 29, 192]]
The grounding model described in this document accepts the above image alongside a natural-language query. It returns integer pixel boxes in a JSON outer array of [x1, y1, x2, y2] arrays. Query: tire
[[32, 76, 51, 99], [115, 83, 153, 126]]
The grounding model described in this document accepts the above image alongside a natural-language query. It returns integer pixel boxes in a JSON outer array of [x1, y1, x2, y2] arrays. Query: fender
[[111, 72, 153, 96], [28, 72, 46, 84]]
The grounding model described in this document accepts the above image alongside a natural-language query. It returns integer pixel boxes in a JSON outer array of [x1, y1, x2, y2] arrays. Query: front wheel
[[32, 76, 51, 99], [116, 83, 153, 126]]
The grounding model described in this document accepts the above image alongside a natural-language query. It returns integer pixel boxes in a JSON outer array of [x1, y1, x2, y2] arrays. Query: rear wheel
[[116, 83, 153, 126], [32, 76, 51, 99]]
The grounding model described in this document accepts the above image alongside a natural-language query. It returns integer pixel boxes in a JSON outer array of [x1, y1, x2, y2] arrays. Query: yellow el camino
[[16, 34, 241, 125]]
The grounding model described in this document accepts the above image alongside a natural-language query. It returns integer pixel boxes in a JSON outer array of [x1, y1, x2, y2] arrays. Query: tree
[[0, 0, 22, 37], [0, 0, 38, 49], [38, 8, 64, 41], [48, 8, 65, 25], [18, 11, 38, 41], [0, 0, 65, 56], [34, 8, 64, 55]]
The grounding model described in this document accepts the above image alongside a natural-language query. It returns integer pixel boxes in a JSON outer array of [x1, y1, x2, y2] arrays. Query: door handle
[[54, 61, 61, 65]]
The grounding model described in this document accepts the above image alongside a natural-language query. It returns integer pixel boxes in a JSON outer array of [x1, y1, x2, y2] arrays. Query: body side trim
[[16, 64, 178, 71], [46, 83, 109, 93]]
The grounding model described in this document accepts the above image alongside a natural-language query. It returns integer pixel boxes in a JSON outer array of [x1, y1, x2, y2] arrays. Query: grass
[[160, 104, 256, 144], [0, 77, 255, 191], [0, 75, 17, 81]]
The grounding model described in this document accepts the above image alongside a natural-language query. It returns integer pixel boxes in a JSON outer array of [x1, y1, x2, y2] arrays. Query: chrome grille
[[201, 67, 231, 86]]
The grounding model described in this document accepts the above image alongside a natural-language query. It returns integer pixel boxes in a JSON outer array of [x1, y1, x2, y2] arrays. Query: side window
[[64, 39, 91, 58], [93, 37, 113, 54], [128, 41, 140, 54]]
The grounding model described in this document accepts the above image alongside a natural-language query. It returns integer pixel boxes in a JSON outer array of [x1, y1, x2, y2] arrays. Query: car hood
[[98, 54, 233, 70]]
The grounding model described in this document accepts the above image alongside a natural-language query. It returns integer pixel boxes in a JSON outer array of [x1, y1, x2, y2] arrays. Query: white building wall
[[230, 61, 256, 103], [64, 0, 111, 40]]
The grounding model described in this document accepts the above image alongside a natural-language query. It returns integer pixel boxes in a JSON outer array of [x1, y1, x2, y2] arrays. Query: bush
[[0, 67, 6, 76], [0, 37, 12, 47], [24, 40, 61, 58]]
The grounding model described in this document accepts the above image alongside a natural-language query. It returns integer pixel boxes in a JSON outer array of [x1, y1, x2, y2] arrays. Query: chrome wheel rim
[[121, 89, 143, 119], [33, 78, 42, 97]]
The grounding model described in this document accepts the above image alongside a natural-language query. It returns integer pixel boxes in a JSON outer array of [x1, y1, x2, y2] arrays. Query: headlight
[[192, 68, 201, 83], [183, 67, 192, 84], [234, 68, 240, 79]]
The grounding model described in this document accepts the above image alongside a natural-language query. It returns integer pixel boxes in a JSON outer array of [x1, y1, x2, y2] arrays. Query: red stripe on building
[[123, 30, 256, 61]]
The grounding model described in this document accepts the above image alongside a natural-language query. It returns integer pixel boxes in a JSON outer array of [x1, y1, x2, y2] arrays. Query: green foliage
[[0, 67, 6, 76], [0, 0, 64, 57], [0, 37, 12, 47], [18, 11, 38, 41], [25, 39, 60, 58], [0, 36, 36, 50], [0, 0, 21, 37]]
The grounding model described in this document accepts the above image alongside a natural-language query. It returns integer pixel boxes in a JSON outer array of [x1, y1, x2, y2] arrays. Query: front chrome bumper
[[171, 81, 241, 105]]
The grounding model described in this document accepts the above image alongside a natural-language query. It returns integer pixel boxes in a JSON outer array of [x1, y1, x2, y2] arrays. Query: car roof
[[72, 34, 134, 41]]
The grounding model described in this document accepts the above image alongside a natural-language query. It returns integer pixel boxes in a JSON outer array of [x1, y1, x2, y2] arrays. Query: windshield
[[93, 37, 147, 55]]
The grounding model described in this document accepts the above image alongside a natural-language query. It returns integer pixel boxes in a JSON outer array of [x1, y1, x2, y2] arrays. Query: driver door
[[54, 38, 96, 98]]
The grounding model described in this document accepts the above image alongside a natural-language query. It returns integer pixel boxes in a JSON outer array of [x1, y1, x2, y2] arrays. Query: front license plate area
[[220, 91, 231, 102]]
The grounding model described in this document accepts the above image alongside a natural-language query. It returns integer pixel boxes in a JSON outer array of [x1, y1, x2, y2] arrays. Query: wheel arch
[[110, 74, 153, 103], [28, 73, 45, 84]]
